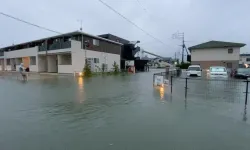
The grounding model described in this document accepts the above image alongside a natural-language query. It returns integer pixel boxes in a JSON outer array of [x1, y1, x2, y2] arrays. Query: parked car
[[187, 65, 202, 77], [207, 66, 228, 78], [232, 68, 250, 79]]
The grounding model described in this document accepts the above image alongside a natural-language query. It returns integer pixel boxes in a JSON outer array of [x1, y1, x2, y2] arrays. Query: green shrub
[[176, 62, 191, 69], [83, 59, 92, 77], [112, 61, 119, 74]]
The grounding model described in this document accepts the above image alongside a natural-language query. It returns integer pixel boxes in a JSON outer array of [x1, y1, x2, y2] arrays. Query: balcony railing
[[0, 51, 4, 56], [38, 41, 71, 52]]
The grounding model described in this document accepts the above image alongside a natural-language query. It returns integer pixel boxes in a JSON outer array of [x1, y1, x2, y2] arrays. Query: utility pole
[[181, 32, 185, 64], [172, 32, 188, 64]]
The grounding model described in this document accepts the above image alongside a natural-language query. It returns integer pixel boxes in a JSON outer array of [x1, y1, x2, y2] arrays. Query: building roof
[[98, 34, 130, 44], [0, 31, 123, 51], [240, 53, 250, 56], [188, 41, 246, 50]]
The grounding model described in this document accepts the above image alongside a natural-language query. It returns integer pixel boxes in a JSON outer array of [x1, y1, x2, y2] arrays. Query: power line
[[97, 0, 169, 47], [136, 0, 148, 13], [0, 12, 61, 34]]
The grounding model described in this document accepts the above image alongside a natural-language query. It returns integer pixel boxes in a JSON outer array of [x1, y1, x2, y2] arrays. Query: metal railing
[[38, 41, 71, 52], [153, 71, 250, 105]]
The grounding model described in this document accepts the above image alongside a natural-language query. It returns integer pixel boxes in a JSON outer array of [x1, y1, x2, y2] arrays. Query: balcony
[[38, 41, 71, 52]]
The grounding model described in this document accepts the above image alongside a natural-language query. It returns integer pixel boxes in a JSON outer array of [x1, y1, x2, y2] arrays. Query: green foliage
[[112, 61, 119, 74], [176, 62, 191, 69], [83, 59, 92, 77]]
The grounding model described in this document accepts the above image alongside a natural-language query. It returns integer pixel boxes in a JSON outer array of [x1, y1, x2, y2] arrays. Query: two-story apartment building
[[189, 41, 246, 69], [0, 31, 122, 73]]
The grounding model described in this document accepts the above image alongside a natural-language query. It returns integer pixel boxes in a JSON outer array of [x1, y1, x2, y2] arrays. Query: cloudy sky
[[0, 0, 249, 58]]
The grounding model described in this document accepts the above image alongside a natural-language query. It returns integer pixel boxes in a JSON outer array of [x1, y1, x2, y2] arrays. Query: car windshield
[[210, 67, 226, 72], [188, 67, 200, 71], [237, 68, 250, 74]]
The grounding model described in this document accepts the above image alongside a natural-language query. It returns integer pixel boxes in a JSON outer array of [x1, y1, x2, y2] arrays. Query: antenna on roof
[[77, 20, 83, 31]]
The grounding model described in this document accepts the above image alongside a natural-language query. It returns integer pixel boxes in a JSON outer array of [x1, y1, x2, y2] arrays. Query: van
[[187, 65, 202, 77]]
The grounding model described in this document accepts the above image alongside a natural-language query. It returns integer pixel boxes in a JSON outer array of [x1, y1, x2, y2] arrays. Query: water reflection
[[153, 86, 173, 103], [159, 87, 164, 100], [243, 105, 247, 122], [77, 77, 85, 103]]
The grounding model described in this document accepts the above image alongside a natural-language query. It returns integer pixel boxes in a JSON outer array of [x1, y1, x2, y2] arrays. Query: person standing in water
[[19, 63, 27, 81]]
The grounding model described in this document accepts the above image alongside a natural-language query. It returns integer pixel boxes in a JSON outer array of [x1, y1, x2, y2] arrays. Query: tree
[[83, 59, 92, 77], [113, 61, 119, 74]]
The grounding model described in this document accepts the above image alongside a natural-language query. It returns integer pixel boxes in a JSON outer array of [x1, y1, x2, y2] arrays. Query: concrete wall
[[6, 65, 11, 71], [38, 56, 46, 72], [58, 65, 73, 73], [191, 47, 240, 61], [47, 55, 57, 73]]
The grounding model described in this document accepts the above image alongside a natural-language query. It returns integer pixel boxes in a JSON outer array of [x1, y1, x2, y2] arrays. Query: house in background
[[189, 41, 246, 70], [239, 54, 250, 67], [0, 31, 122, 73]]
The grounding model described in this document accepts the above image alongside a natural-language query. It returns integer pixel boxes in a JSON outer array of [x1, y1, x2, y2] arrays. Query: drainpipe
[[45, 40, 48, 72]]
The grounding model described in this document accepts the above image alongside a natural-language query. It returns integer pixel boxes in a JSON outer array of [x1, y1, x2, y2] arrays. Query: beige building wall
[[191, 47, 240, 69], [191, 47, 240, 61]]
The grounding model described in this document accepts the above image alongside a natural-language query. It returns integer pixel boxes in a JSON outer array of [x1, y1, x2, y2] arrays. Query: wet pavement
[[0, 69, 250, 150]]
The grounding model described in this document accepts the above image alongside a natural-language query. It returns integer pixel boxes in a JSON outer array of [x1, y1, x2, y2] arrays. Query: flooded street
[[0, 70, 250, 150]]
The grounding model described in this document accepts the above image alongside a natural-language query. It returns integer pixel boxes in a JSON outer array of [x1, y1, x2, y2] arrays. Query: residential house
[[189, 41, 246, 70]]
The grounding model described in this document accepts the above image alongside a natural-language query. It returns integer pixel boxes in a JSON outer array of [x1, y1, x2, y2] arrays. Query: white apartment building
[[189, 41, 246, 69], [0, 31, 122, 74]]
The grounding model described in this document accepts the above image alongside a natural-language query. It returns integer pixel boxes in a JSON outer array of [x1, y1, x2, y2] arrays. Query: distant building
[[99, 33, 148, 71], [0, 31, 122, 73], [239, 54, 250, 66], [189, 41, 246, 69]]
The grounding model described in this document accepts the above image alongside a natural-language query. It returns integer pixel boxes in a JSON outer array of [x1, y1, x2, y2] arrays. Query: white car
[[187, 65, 202, 77], [207, 66, 228, 78]]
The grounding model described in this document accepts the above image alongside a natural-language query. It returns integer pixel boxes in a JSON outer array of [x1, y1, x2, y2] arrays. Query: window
[[246, 58, 250, 62], [188, 67, 201, 71], [210, 67, 226, 72], [94, 58, 99, 63], [30, 56, 36, 65], [93, 39, 100, 46], [228, 48, 233, 54]]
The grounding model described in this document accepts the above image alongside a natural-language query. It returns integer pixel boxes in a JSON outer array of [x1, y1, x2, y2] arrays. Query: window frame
[[228, 48, 233, 54], [94, 58, 99, 64]]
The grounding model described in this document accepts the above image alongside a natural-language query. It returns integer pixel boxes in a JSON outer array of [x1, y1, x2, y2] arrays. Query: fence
[[153, 72, 250, 105]]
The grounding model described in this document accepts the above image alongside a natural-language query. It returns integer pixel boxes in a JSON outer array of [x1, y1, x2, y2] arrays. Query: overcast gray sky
[[0, 0, 249, 58]]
